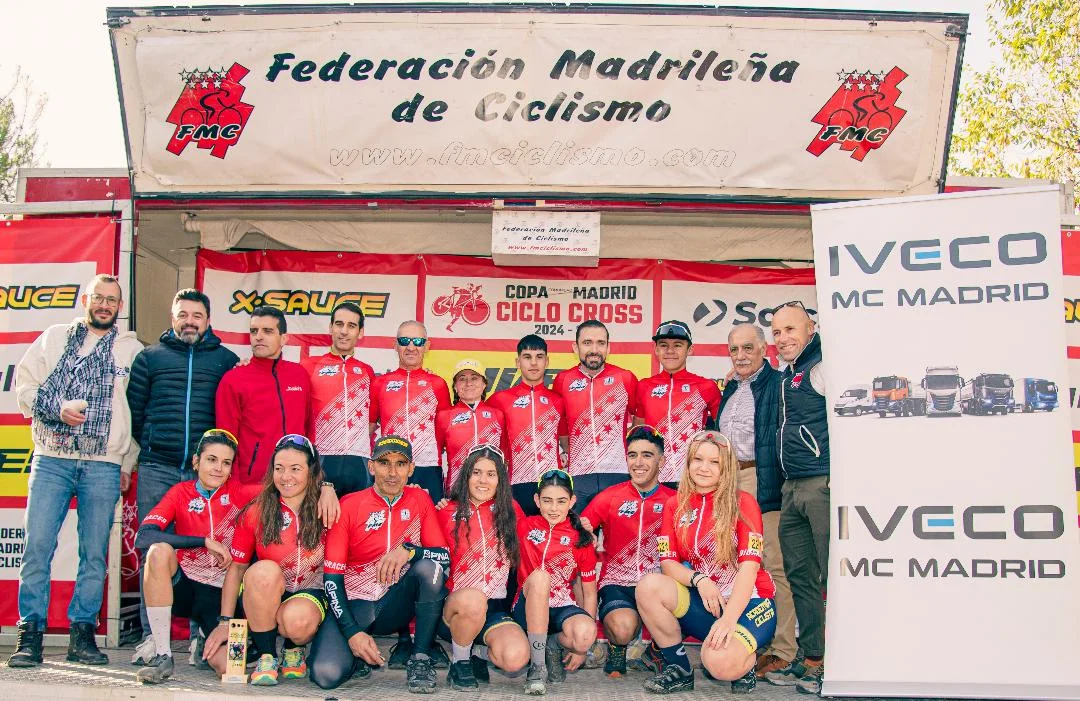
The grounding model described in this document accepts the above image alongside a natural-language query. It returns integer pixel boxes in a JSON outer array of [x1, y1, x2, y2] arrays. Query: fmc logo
[[828, 232, 1047, 276], [229, 289, 390, 318], [166, 63, 254, 159]]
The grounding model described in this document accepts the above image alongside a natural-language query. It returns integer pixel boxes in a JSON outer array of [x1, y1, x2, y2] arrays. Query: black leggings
[[309, 559, 447, 690]]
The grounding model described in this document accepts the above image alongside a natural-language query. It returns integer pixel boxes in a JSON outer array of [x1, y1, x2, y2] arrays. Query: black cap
[[652, 320, 692, 343], [372, 435, 412, 462]]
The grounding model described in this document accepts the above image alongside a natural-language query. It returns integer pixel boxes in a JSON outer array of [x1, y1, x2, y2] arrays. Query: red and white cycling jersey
[[487, 382, 566, 485], [437, 498, 525, 600], [142, 481, 260, 587], [516, 515, 598, 608], [657, 490, 775, 599], [371, 368, 452, 467], [552, 364, 638, 475], [435, 401, 507, 492], [301, 352, 376, 458], [230, 498, 326, 593], [323, 485, 447, 601], [581, 481, 676, 589], [636, 370, 722, 483]]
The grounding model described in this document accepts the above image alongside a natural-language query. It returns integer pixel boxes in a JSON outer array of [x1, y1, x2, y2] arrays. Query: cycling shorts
[[598, 584, 638, 619], [673, 584, 776, 654]]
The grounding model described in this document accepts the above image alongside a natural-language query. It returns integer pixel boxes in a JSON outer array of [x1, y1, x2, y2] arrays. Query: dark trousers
[[778, 475, 830, 658]]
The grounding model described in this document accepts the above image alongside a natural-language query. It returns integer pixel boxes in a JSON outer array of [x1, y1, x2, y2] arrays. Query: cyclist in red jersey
[[435, 359, 507, 494], [134, 429, 259, 684], [487, 335, 566, 517], [301, 302, 376, 496], [370, 321, 452, 503], [552, 320, 638, 512], [202, 434, 329, 686], [579, 425, 675, 678], [310, 435, 450, 694], [436, 445, 529, 690], [635, 321, 721, 488], [514, 470, 598, 696], [637, 430, 777, 695]]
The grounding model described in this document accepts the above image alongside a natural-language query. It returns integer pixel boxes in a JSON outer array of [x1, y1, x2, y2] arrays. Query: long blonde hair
[[675, 431, 745, 565]]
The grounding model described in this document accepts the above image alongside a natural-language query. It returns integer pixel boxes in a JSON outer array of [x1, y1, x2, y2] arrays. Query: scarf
[[33, 322, 117, 456]]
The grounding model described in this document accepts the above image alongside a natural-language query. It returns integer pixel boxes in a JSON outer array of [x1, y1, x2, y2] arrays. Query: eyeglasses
[[195, 427, 238, 453], [468, 443, 505, 460], [275, 434, 315, 453], [689, 430, 731, 446], [396, 337, 428, 347], [537, 468, 574, 491], [626, 424, 663, 441], [90, 294, 121, 307]]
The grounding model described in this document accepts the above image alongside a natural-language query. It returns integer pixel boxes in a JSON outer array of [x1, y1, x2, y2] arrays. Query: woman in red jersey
[[436, 359, 507, 494]]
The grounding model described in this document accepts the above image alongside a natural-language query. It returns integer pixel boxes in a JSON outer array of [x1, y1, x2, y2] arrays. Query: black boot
[[66, 622, 108, 665], [8, 620, 43, 667]]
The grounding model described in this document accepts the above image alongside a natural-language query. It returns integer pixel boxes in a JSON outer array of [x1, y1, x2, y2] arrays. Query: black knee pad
[[408, 558, 448, 600]]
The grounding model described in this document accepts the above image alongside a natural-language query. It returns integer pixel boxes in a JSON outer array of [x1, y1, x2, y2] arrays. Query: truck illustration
[[921, 366, 969, 417], [872, 375, 927, 417], [834, 385, 872, 416], [962, 373, 1015, 415], [1021, 378, 1058, 412]]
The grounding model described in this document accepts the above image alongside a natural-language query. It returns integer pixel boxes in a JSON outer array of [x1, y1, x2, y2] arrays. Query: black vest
[[777, 333, 830, 479]]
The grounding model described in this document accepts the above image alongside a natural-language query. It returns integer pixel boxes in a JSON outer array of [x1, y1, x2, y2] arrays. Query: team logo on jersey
[[318, 365, 340, 377], [400, 508, 411, 521], [568, 378, 588, 392], [651, 385, 669, 398], [678, 508, 699, 527], [682, 383, 691, 393], [527, 528, 546, 544], [653, 502, 664, 514], [790, 372, 804, 390], [353, 366, 363, 374], [386, 380, 405, 392], [451, 412, 471, 425], [482, 411, 491, 419], [560, 535, 571, 546], [418, 380, 428, 387], [604, 376, 615, 385], [539, 395, 549, 405], [281, 510, 293, 529], [187, 498, 205, 513], [617, 500, 639, 517], [365, 510, 387, 531], [513, 395, 531, 408], [220, 494, 231, 506]]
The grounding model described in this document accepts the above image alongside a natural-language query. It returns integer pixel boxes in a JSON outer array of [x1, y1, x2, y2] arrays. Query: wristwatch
[[216, 615, 230, 625], [321, 481, 335, 491]]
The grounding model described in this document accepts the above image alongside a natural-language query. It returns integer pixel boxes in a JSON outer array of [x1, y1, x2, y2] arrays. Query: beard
[[87, 311, 116, 330], [177, 326, 201, 345], [582, 354, 604, 371]]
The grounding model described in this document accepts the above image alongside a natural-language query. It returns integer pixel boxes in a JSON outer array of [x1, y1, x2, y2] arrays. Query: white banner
[[110, 8, 964, 199], [812, 187, 1080, 699]]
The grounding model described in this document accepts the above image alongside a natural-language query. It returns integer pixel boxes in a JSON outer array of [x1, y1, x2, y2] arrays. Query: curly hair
[[251, 439, 324, 552], [447, 447, 519, 567]]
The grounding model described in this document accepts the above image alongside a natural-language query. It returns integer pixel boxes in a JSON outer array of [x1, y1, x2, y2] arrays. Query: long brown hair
[[448, 446, 519, 567], [251, 438, 324, 551], [675, 431, 746, 565]]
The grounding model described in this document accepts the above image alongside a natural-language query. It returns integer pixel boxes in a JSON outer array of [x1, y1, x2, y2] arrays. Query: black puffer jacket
[[126, 328, 238, 469], [719, 362, 782, 513]]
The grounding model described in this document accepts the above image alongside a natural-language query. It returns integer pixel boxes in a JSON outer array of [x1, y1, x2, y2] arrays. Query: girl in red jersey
[[134, 429, 258, 684], [436, 359, 507, 494], [514, 469, 598, 696], [637, 430, 777, 695], [203, 434, 328, 686], [437, 445, 529, 691]]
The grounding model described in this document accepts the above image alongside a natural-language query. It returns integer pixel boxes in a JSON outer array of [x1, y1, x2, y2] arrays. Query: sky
[[2, 0, 993, 168]]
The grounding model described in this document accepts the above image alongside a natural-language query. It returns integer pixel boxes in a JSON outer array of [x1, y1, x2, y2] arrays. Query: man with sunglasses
[[635, 321, 721, 489], [766, 301, 829, 695]]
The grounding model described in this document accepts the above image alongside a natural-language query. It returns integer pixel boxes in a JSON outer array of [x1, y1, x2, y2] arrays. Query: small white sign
[[491, 210, 600, 267]]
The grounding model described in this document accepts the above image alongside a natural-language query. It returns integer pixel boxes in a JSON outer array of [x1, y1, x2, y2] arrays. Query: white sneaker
[[131, 635, 156, 666]]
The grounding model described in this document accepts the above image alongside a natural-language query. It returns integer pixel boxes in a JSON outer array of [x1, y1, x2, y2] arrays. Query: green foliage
[[0, 67, 46, 203], [949, 0, 1080, 189]]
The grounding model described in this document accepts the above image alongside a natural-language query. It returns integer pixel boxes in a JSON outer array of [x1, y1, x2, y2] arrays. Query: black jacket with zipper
[[777, 332, 830, 480]]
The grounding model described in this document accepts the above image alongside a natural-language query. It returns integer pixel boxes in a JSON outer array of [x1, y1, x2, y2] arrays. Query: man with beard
[[9, 275, 143, 668], [125, 288, 238, 661]]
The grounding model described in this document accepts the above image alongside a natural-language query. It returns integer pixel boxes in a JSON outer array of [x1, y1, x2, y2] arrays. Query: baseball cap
[[452, 358, 487, 381], [652, 320, 692, 343], [372, 435, 413, 462]]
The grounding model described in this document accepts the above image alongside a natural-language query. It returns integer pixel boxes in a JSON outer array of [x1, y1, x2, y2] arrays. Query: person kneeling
[[637, 430, 777, 695]]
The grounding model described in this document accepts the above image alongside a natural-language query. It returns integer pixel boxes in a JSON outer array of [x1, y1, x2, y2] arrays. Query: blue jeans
[[19, 455, 121, 625]]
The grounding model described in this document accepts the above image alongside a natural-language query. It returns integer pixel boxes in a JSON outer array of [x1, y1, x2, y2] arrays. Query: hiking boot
[[448, 659, 479, 690], [280, 646, 308, 679], [471, 654, 490, 683], [732, 667, 757, 694], [644, 664, 695, 694], [428, 641, 450, 670], [249, 653, 279, 686], [604, 643, 627, 677], [136, 654, 174, 684], [795, 659, 824, 695], [67, 622, 108, 665], [406, 653, 437, 694], [8, 620, 44, 668], [764, 657, 807, 686], [388, 638, 414, 670], [639, 640, 664, 673], [755, 653, 789, 679], [545, 634, 565, 683], [131, 635, 156, 666], [584, 640, 607, 669], [524, 662, 547, 695]]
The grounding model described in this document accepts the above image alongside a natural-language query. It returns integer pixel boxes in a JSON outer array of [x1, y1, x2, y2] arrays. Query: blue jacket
[[777, 333, 830, 480], [720, 361, 782, 513]]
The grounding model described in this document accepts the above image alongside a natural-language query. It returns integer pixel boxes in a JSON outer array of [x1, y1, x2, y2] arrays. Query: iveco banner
[[109, 6, 965, 199], [812, 187, 1080, 699]]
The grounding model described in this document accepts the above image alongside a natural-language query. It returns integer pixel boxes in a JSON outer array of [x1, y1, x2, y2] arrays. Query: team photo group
[[9, 275, 831, 696]]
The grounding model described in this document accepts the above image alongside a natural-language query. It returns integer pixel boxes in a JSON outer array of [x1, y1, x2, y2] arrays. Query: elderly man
[[717, 324, 794, 692], [764, 302, 829, 696]]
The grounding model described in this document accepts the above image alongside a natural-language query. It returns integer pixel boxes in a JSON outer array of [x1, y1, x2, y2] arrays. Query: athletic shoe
[[428, 641, 450, 670], [584, 640, 607, 669], [388, 638, 414, 670], [625, 637, 649, 669], [280, 647, 308, 679], [189, 632, 210, 670], [731, 667, 757, 694], [638, 641, 665, 673], [764, 658, 807, 686], [524, 662, 547, 695], [249, 653, 279, 686], [643, 664, 695, 694], [795, 660, 824, 695], [471, 654, 490, 684], [131, 635, 156, 666], [406, 653, 438, 694], [448, 659, 479, 690], [136, 654, 174, 684], [545, 634, 565, 683], [604, 643, 627, 677], [354, 657, 372, 680], [754, 653, 789, 679]]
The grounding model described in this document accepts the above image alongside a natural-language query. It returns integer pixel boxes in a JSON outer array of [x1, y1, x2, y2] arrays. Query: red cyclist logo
[[430, 283, 491, 332], [807, 67, 907, 162], [166, 63, 254, 159]]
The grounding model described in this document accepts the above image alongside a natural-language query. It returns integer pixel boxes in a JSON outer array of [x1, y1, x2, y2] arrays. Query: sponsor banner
[[111, 8, 963, 198], [0, 506, 81, 626], [813, 187, 1080, 698], [491, 210, 600, 266], [0, 345, 25, 415]]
